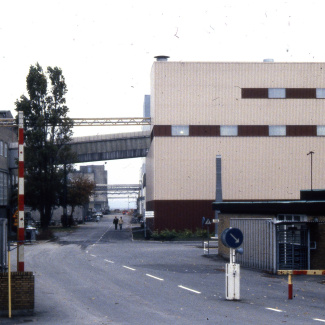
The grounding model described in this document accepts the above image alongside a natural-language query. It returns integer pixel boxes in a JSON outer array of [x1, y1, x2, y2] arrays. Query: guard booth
[[0, 218, 7, 271], [214, 191, 325, 273], [217, 216, 325, 273]]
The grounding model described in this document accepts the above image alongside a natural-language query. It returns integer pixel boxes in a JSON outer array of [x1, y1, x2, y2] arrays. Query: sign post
[[221, 227, 243, 300], [205, 219, 211, 254]]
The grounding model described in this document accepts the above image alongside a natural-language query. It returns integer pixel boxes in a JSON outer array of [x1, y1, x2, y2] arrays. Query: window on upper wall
[[220, 125, 238, 136], [277, 214, 307, 222], [317, 126, 325, 136], [316, 88, 325, 98], [0, 141, 3, 156], [268, 88, 286, 98], [4, 143, 7, 158], [171, 125, 189, 136], [269, 125, 286, 136]]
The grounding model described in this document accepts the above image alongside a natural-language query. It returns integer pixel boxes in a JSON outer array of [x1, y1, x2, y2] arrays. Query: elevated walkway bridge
[[70, 130, 151, 163]]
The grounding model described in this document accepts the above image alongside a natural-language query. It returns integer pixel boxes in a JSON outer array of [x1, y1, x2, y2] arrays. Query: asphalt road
[[1, 214, 325, 324]]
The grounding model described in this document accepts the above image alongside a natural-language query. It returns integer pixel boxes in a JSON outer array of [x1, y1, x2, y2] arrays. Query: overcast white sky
[[1, 0, 324, 208]]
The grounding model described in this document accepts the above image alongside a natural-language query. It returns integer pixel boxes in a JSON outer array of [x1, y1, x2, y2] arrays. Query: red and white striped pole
[[17, 111, 24, 272]]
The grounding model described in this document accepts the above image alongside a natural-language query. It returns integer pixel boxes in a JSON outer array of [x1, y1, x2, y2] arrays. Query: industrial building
[[146, 58, 325, 232]]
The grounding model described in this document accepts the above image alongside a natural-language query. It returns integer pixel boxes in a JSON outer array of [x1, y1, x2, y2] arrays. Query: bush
[[179, 229, 193, 239], [160, 229, 177, 240], [150, 228, 210, 241], [150, 230, 161, 240], [151, 229, 177, 240], [194, 227, 208, 238]]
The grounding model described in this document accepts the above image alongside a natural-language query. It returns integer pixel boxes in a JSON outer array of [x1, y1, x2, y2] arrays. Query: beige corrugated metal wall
[[146, 61, 325, 215], [151, 62, 325, 125], [148, 136, 325, 201]]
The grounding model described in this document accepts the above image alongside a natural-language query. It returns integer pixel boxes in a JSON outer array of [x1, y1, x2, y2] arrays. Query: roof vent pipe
[[154, 55, 170, 61]]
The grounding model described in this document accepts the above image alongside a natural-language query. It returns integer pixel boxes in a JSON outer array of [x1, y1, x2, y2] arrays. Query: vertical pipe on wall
[[215, 155, 222, 237]]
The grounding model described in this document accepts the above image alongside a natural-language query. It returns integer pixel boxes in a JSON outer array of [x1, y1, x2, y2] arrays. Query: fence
[[230, 218, 277, 274]]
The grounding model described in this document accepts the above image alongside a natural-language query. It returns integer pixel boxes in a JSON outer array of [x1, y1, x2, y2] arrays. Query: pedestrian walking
[[113, 216, 118, 230], [118, 216, 124, 231]]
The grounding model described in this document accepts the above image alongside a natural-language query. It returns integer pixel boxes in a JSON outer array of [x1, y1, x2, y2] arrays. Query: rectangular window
[[317, 126, 325, 136], [171, 125, 189, 136], [220, 125, 238, 136], [269, 125, 286, 136], [0, 141, 3, 156], [4, 143, 7, 158], [268, 88, 286, 98], [316, 88, 325, 98], [277, 214, 307, 222]]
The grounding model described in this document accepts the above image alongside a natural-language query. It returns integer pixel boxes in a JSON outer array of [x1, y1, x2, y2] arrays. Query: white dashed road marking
[[123, 266, 136, 271], [178, 285, 201, 294], [104, 259, 114, 263], [265, 307, 285, 313], [146, 274, 164, 281], [314, 319, 325, 323]]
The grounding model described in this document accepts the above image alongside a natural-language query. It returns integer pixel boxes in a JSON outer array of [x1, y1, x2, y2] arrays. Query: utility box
[[225, 263, 240, 300]]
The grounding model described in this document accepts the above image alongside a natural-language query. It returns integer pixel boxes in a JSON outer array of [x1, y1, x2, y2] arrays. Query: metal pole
[[307, 151, 314, 191], [63, 162, 68, 226], [8, 247, 11, 318]]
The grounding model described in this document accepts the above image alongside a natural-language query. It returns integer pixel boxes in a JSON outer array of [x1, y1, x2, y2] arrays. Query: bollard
[[288, 274, 292, 300]]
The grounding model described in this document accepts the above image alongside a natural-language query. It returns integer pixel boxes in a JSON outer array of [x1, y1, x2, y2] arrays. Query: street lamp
[[307, 151, 315, 191]]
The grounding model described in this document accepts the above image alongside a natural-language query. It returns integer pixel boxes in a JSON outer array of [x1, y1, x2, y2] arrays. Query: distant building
[[79, 165, 108, 211], [146, 59, 325, 231], [0, 111, 18, 220]]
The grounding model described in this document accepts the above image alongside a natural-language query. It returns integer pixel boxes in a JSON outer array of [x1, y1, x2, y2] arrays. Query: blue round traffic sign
[[221, 227, 243, 249]]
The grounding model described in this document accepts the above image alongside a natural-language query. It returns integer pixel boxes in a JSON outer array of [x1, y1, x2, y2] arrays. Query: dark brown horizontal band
[[152, 125, 318, 137], [242, 88, 319, 99]]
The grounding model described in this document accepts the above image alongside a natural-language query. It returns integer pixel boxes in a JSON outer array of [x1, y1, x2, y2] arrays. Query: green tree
[[15, 63, 75, 230], [65, 175, 96, 226]]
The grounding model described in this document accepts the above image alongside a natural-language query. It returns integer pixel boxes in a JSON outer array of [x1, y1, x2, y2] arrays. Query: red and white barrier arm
[[278, 270, 325, 300], [17, 111, 24, 272]]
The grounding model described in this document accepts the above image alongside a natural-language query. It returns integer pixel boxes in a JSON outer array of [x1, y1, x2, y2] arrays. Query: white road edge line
[[314, 319, 325, 323], [265, 308, 284, 313], [178, 285, 201, 294], [104, 259, 114, 263], [146, 274, 164, 281], [123, 266, 136, 271]]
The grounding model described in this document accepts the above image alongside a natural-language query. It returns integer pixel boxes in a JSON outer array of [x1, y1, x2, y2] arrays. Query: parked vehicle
[[93, 211, 103, 219]]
